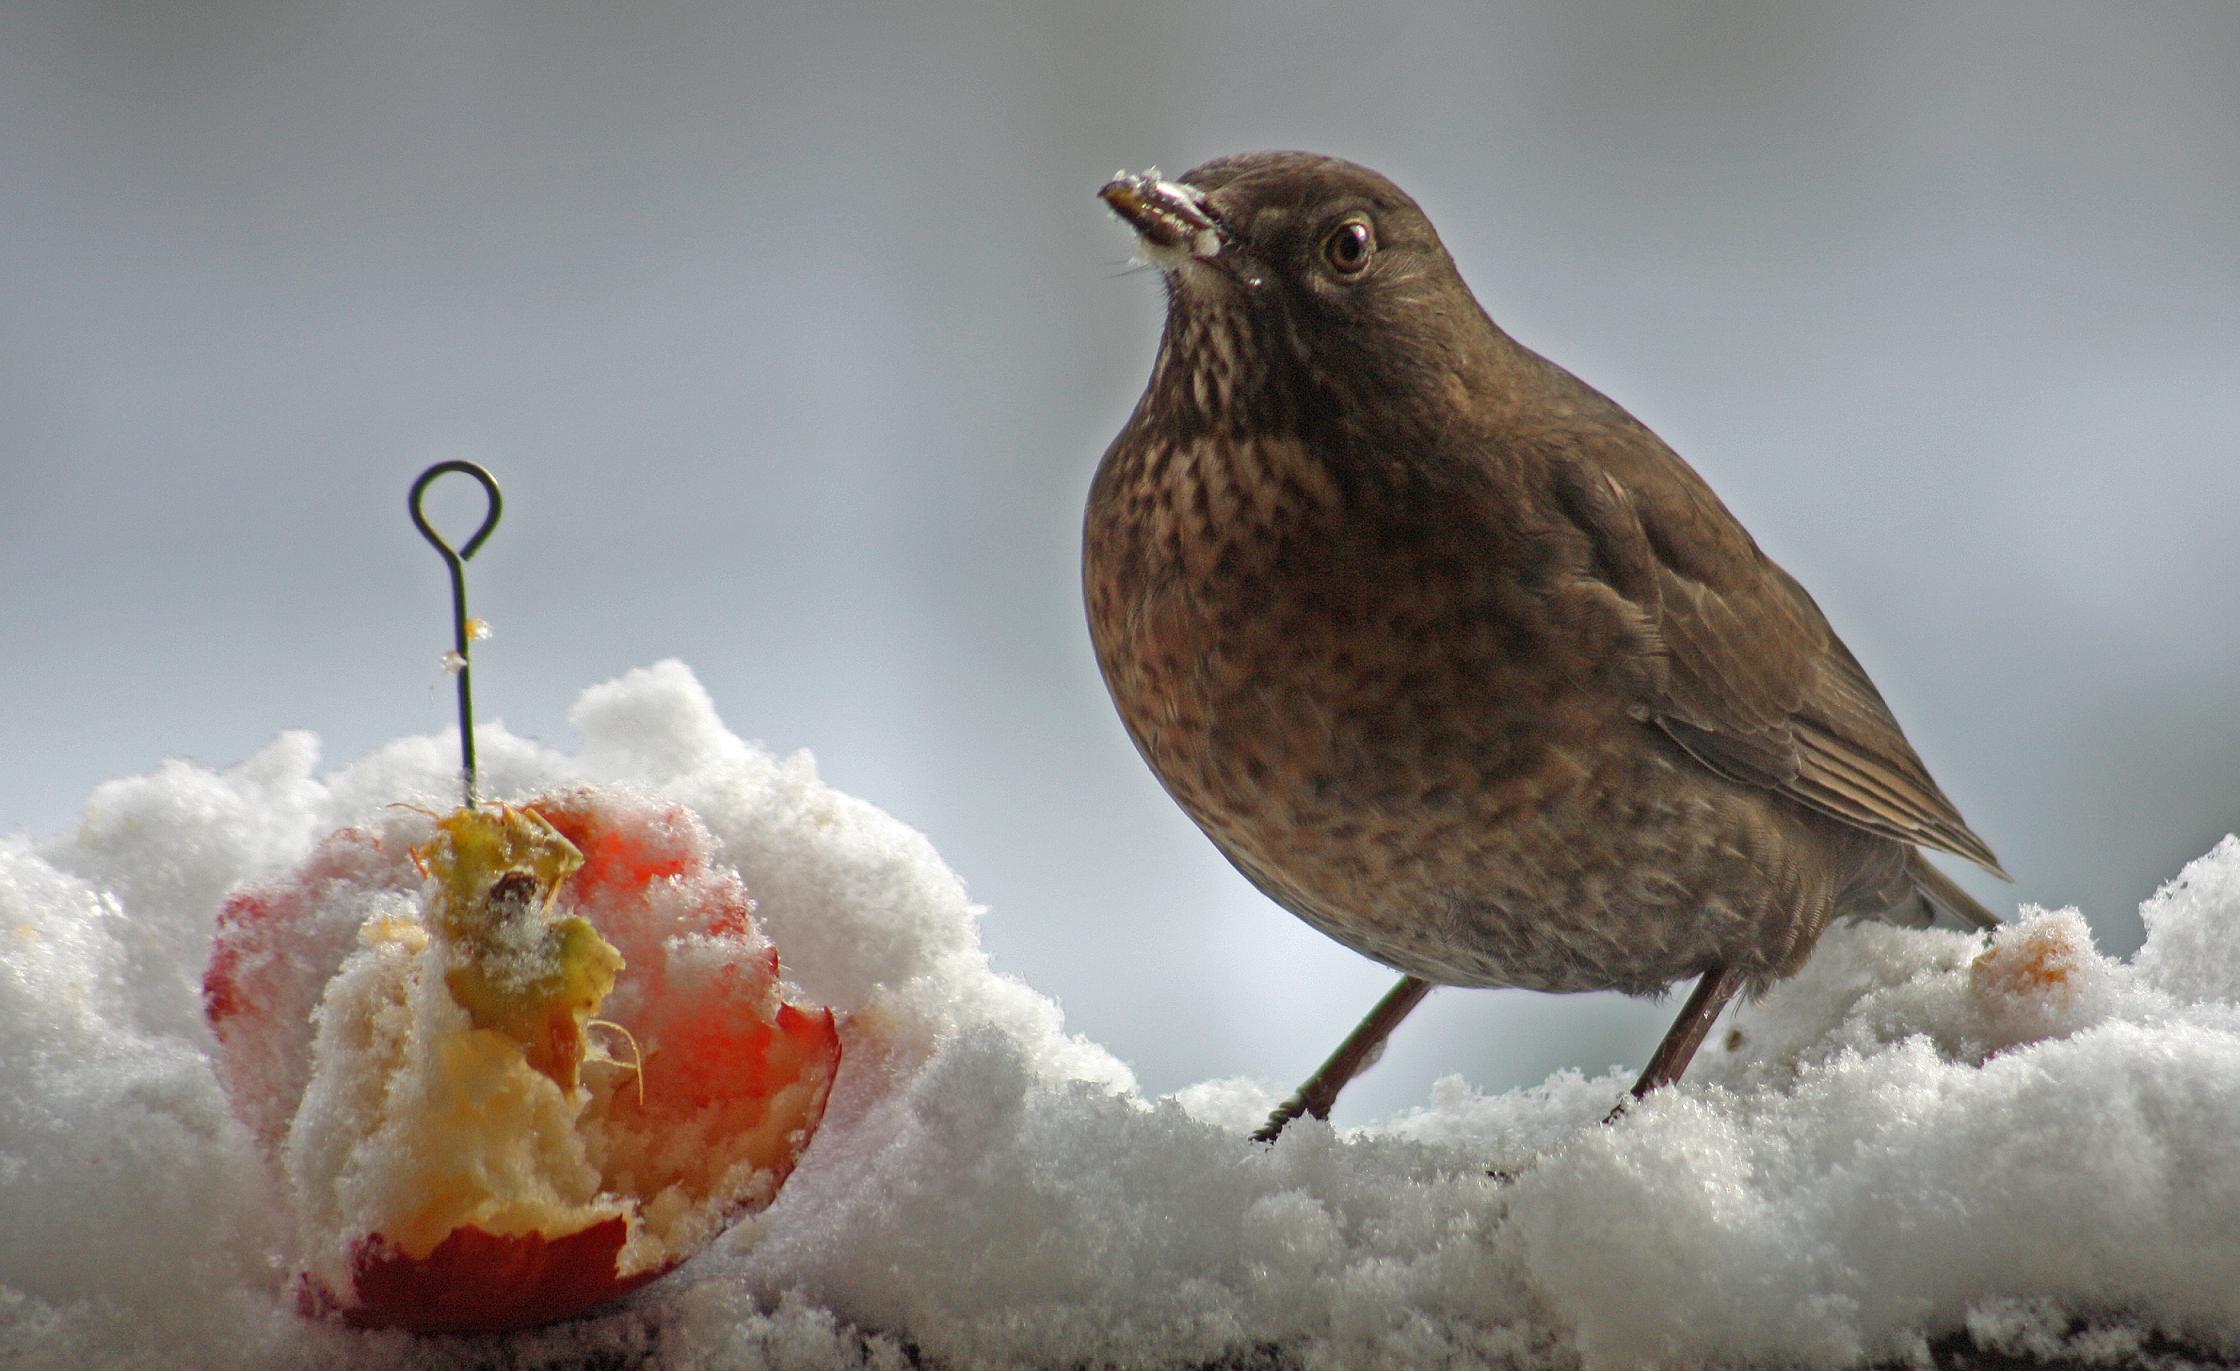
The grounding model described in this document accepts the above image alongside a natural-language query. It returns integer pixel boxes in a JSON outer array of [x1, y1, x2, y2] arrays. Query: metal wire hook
[[408, 460, 503, 808]]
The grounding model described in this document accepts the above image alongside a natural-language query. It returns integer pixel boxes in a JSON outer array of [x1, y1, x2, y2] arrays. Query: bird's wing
[[1546, 433, 2005, 877]]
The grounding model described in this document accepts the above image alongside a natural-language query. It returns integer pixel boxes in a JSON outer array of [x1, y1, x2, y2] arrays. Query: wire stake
[[408, 460, 503, 808]]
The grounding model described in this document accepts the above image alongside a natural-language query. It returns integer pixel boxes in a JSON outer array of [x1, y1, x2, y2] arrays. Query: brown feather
[[1539, 409, 2004, 879]]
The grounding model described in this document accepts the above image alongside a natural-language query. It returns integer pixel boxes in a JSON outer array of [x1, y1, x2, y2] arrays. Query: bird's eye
[[1321, 218, 1374, 275]]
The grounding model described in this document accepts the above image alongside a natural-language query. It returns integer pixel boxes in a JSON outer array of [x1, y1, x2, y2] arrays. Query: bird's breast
[[1086, 427, 1633, 845]]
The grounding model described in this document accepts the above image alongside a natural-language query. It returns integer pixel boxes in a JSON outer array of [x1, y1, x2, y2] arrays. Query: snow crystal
[[2133, 835, 2240, 1005], [5, 659, 2240, 1369]]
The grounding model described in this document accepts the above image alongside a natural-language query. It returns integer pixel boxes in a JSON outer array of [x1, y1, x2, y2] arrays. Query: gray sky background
[[6, 1, 2237, 1121]]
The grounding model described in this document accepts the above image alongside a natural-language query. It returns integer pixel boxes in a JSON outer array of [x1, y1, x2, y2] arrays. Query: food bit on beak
[[1101, 170, 1223, 269]]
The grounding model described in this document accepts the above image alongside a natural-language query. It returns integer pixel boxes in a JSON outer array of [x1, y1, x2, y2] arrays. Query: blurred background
[[5, 1, 2236, 1122]]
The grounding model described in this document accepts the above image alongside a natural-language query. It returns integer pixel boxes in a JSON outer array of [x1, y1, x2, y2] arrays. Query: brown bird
[[1084, 151, 2005, 1142]]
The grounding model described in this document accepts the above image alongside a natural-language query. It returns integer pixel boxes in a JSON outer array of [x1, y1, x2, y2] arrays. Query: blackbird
[[1084, 151, 2005, 1142]]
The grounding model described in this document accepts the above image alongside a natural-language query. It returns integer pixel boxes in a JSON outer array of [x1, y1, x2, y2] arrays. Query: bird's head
[[1101, 151, 1497, 437]]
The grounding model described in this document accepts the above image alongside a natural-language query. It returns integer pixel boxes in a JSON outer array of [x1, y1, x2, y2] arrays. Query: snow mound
[[4, 660, 2238, 1370]]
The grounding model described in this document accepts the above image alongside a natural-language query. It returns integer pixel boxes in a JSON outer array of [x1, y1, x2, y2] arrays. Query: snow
[[5, 659, 2239, 1369]]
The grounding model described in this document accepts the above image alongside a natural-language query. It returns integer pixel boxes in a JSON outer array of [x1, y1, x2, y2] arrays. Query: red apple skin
[[300, 1220, 666, 1334]]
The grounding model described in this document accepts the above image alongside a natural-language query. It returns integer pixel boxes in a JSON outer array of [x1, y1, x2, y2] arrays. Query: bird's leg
[[1253, 974, 1433, 1143], [1603, 964, 1744, 1125]]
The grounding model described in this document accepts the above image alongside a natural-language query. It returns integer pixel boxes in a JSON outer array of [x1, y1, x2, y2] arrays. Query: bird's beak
[[1101, 170, 1224, 267]]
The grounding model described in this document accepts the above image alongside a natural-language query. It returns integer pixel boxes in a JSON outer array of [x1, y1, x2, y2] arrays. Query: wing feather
[[1545, 436, 2005, 878]]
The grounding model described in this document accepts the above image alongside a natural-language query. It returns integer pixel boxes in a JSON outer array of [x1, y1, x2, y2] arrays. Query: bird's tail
[[1905, 849, 2002, 930]]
